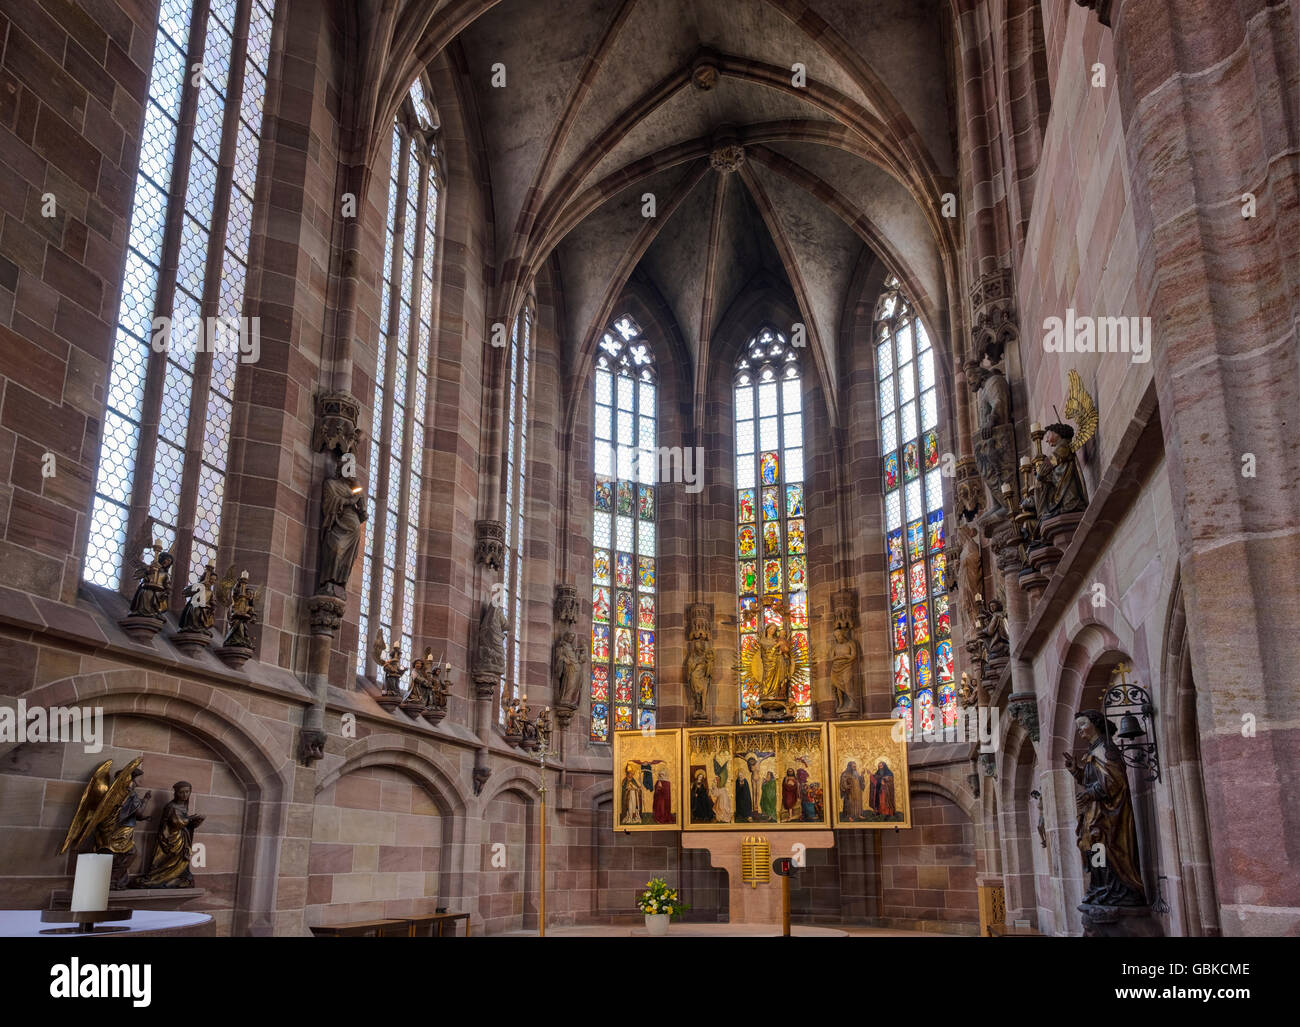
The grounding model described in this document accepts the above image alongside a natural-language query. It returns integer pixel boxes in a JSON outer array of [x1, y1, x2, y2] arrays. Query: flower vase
[[644, 913, 670, 936]]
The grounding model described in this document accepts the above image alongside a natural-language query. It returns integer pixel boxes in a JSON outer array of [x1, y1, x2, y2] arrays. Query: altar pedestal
[[682, 830, 834, 925]]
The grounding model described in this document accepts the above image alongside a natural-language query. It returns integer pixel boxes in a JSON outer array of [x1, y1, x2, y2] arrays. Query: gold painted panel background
[[681, 723, 829, 830], [828, 720, 910, 828], [612, 729, 681, 831]]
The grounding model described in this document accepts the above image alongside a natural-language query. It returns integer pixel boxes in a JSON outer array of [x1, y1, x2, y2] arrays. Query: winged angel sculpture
[[734, 605, 813, 721], [1035, 369, 1099, 521], [59, 757, 150, 889]]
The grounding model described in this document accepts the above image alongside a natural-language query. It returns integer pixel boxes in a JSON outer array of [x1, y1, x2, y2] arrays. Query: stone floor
[[500, 923, 964, 937]]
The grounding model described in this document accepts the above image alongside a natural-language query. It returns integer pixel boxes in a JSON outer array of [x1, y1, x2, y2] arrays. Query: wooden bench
[[403, 912, 471, 937], [310, 918, 407, 937]]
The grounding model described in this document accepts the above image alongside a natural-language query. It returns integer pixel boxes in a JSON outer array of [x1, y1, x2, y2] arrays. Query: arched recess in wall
[[312, 737, 468, 927], [477, 782, 539, 935], [1161, 574, 1221, 936], [1053, 627, 1164, 931], [998, 721, 1043, 928], [2, 673, 290, 937]]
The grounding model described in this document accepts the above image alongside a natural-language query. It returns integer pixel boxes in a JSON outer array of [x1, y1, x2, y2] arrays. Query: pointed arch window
[[590, 315, 657, 741], [357, 83, 441, 675], [499, 300, 535, 722], [84, 0, 276, 589], [734, 326, 811, 721], [874, 277, 954, 733]]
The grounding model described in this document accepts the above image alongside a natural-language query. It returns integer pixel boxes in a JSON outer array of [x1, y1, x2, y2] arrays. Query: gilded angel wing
[[123, 518, 157, 580], [1064, 369, 1098, 453], [372, 629, 387, 666], [213, 565, 238, 608], [95, 756, 144, 831], [59, 760, 113, 854]]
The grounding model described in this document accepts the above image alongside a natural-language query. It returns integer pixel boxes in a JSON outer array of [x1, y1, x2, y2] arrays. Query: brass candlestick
[[532, 728, 559, 937]]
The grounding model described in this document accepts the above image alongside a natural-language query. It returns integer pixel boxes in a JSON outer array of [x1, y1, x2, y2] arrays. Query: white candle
[[71, 853, 112, 911], [1030, 422, 1042, 435], [1019, 456, 1031, 468]]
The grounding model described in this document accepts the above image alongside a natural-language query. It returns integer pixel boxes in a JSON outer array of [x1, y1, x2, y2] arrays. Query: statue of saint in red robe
[[781, 768, 800, 820], [869, 760, 896, 817], [652, 770, 673, 824]]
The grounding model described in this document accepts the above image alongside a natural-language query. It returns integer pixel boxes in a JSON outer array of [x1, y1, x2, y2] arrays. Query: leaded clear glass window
[[358, 84, 440, 680], [499, 302, 534, 722], [84, 0, 275, 589]]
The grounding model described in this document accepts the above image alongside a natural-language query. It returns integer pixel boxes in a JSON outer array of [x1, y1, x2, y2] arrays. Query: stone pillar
[[1108, 0, 1300, 935]]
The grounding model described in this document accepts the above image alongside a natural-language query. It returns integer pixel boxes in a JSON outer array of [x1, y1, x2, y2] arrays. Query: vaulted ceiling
[[355, 0, 960, 418]]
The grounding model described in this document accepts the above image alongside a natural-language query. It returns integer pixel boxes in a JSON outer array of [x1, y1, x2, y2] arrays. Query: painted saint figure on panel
[[828, 720, 910, 828], [612, 729, 680, 831]]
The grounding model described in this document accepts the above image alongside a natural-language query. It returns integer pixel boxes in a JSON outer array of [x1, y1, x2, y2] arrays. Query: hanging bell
[[1116, 712, 1146, 740]]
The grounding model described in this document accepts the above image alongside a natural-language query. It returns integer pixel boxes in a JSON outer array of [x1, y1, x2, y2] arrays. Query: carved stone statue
[[317, 459, 368, 595], [59, 757, 151, 890], [407, 649, 434, 707], [504, 696, 524, 738], [979, 597, 1010, 663], [536, 706, 552, 750], [957, 519, 983, 631], [967, 356, 1017, 519], [958, 671, 979, 707], [685, 637, 714, 719], [133, 781, 205, 889], [219, 570, 259, 650], [475, 602, 508, 679], [828, 626, 858, 714], [128, 541, 174, 619], [1065, 709, 1145, 907], [177, 565, 218, 633], [428, 661, 451, 709], [551, 630, 586, 709], [372, 631, 406, 696], [518, 696, 539, 750], [1036, 423, 1089, 520]]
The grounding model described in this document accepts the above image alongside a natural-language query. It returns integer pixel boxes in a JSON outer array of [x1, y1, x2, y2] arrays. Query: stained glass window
[[735, 327, 811, 721], [499, 301, 535, 722], [85, 0, 275, 590], [590, 314, 656, 741], [875, 277, 953, 732], [358, 82, 442, 688]]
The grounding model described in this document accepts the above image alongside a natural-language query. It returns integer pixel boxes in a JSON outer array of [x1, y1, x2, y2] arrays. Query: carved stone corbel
[[1009, 691, 1041, 743]]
